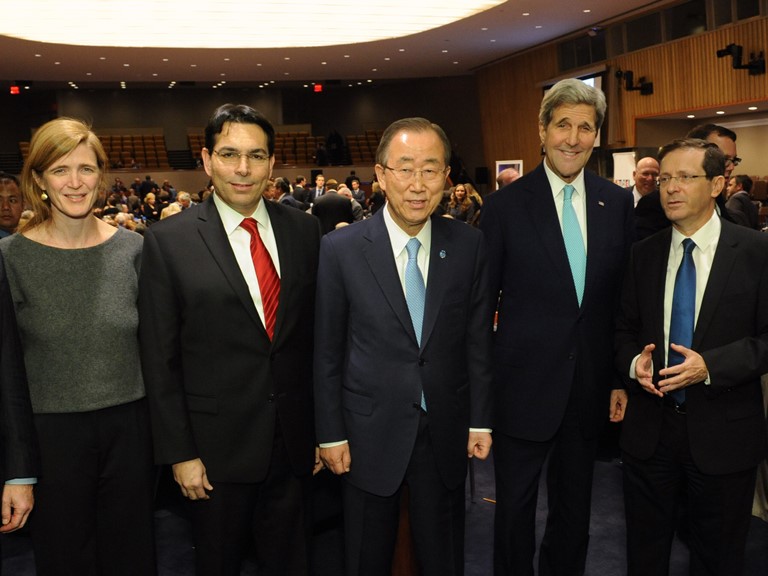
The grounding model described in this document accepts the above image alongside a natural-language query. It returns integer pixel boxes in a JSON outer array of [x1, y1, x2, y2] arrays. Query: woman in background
[[0, 118, 156, 575], [447, 183, 476, 223]]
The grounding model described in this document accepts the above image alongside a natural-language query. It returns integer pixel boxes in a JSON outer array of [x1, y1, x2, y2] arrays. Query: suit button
[[418, 359, 425, 366], [268, 393, 276, 402]]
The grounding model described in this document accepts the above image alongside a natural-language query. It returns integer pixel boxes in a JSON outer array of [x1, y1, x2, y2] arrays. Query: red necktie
[[240, 218, 280, 340]]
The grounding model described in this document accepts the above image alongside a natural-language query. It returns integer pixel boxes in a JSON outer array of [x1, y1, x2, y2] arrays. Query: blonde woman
[[0, 118, 156, 575]]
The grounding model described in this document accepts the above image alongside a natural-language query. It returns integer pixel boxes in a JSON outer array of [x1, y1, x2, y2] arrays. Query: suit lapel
[[693, 220, 738, 349], [646, 229, 673, 366], [195, 197, 265, 334], [362, 212, 420, 347], [524, 164, 579, 306], [421, 216, 451, 350], [583, 173, 611, 304]]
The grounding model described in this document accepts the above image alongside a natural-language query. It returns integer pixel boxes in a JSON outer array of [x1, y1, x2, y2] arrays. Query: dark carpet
[[2, 456, 767, 575]]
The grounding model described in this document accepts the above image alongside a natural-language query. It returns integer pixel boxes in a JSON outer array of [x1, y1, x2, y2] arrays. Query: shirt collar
[[382, 203, 432, 257], [543, 162, 586, 199], [213, 191, 270, 236], [671, 209, 721, 252]]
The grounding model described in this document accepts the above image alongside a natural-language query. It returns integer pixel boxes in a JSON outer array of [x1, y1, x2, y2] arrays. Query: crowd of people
[[0, 78, 765, 576]]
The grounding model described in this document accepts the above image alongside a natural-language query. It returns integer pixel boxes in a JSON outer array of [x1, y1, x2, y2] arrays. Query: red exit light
[[313, 84, 323, 93], [9, 86, 20, 95]]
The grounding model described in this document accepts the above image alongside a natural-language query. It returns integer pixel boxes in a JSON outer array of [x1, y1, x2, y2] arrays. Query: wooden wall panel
[[476, 17, 768, 177]]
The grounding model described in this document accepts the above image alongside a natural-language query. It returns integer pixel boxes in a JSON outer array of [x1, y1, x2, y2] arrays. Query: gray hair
[[539, 78, 607, 131]]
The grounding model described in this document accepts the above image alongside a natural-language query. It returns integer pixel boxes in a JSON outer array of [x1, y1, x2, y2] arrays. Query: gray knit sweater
[[0, 227, 146, 413]]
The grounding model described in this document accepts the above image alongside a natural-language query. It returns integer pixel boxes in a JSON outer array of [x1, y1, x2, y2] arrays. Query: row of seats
[[18, 133, 170, 169], [187, 130, 381, 167]]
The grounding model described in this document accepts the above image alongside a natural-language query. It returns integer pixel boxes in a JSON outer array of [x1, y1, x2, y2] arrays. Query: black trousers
[[493, 400, 598, 576], [188, 425, 310, 576], [623, 404, 757, 576], [31, 399, 157, 576], [342, 411, 465, 576]]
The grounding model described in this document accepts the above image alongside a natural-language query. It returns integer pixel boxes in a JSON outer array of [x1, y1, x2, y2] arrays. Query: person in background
[[0, 117, 156, 575], [496, 167, 520, 188], [0, 173, 23, 238]]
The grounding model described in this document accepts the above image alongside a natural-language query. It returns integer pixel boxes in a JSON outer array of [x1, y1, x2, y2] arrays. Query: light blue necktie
[[562, 184, 586, 305], [667, 238, 696, 405], [405, 238, 427, 411]]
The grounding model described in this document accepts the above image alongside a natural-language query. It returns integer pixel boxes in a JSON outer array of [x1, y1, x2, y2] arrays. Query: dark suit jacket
[[634, 189, 671, 241], [312, 191, 353, 235], [279, 194, 303, 210], [309, 186, 325, 202], [0, 253, 39, 484], [314, 211, 493, 497], [616, 219, 768, 475], [480, 163, 634, 441], [292, 186, 310, 210], [725, 191, 759, 230], [139, 196, 321, 483]]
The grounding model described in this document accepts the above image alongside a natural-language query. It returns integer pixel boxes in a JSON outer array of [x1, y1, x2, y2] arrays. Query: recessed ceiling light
[[535, 25, 542, 29], [748, 106, 758, 111], [399, 48, 405, 52], [99, 57, 106, 60], [372, 68, 377, 72], [491, 39, 496, 42], [583, 9, 591, 13], [123, 63, 130, 67], [86, 72, 92, 76], [321, 61, 327, 65], [384, 57, 390, 61], [54, 61, 60, 65], [190, 64, 196, 67], [220, 73, 225, 76], [716, 110, 725, 115], [367, 79, 372, 83], [442, 49, 448, 53], [523, 12, 530, 16], [481, 27, 488, 31], [162, 58, 169, 62], [284, 57, 290, 61], [453, 61, 459, 64], [34, 53, 41, 57], [224, 58, 230, 62], [344, 54, 350, 58], [687, 114, 695, 118], [152, 73, 158, 76]]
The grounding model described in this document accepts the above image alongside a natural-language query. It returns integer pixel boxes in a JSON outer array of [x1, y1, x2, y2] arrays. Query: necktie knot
[[406, 237, 421, 261], [682, 238, 696, 255], [563, 184, 575, 202]]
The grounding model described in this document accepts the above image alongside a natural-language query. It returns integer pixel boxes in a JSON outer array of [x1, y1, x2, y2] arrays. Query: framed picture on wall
[[495, 160, 524, 189]]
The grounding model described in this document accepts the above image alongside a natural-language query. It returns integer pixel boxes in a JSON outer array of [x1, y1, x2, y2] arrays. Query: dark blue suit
[[481, 162, 634, 575], [314, 209, 493, 575]]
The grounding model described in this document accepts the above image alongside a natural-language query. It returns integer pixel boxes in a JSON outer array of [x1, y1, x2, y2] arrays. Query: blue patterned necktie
[[562, 184, 586, 305], [667, 238, 696, 405], [405, 238, 427, 411]]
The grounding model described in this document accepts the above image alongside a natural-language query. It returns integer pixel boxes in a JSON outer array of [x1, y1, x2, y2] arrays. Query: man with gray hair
[[481, 78, 633, 576]]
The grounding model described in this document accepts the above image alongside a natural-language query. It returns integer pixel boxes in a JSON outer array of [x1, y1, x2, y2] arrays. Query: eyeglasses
[[724, 155, 742, 166], [212, 149, 270, 166], [383, 165, 447, 183], [657, 175, 708, 188]]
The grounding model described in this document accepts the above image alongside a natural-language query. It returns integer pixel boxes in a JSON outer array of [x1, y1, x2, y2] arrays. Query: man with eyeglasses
[[314, 117, 493, 576], [616, 138, 768, 575], [138, 103, 322, 576], [481, 78, 634, 576]]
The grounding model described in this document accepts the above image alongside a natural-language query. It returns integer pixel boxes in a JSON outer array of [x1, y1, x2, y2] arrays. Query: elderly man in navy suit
[[481, 78, 634, 576], [315, 117, 493, 576]]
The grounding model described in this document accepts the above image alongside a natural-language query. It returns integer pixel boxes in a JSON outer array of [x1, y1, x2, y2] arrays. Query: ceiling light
[[748, 106, 758, 110], [687, 114, 695, 118], [716, 110, 725, 115], [0, 1, 505, 48]]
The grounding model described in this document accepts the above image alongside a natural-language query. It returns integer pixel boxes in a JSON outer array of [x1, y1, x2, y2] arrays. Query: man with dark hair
[[726, 175, 759, 229], [139, 103, 322, 575], [687, 124, 739, 222], [311, 179, 353, 234], [616, 138, 768, 575], [481, 78, 633, 576], [315, 117, 493, 576], [293, 175, 310, 210], [0, 173, 23, 238]]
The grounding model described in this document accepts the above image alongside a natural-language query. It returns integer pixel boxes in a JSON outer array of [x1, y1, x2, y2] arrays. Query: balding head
[[497, 167, 521, 188], [632, 157, 659, 197]]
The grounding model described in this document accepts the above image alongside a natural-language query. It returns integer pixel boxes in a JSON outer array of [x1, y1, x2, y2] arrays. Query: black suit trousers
[[622, 405, 757, 576], [188, 423, 309, 576], [342, 411, 465, 576], [494, 394, 598, 576]]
